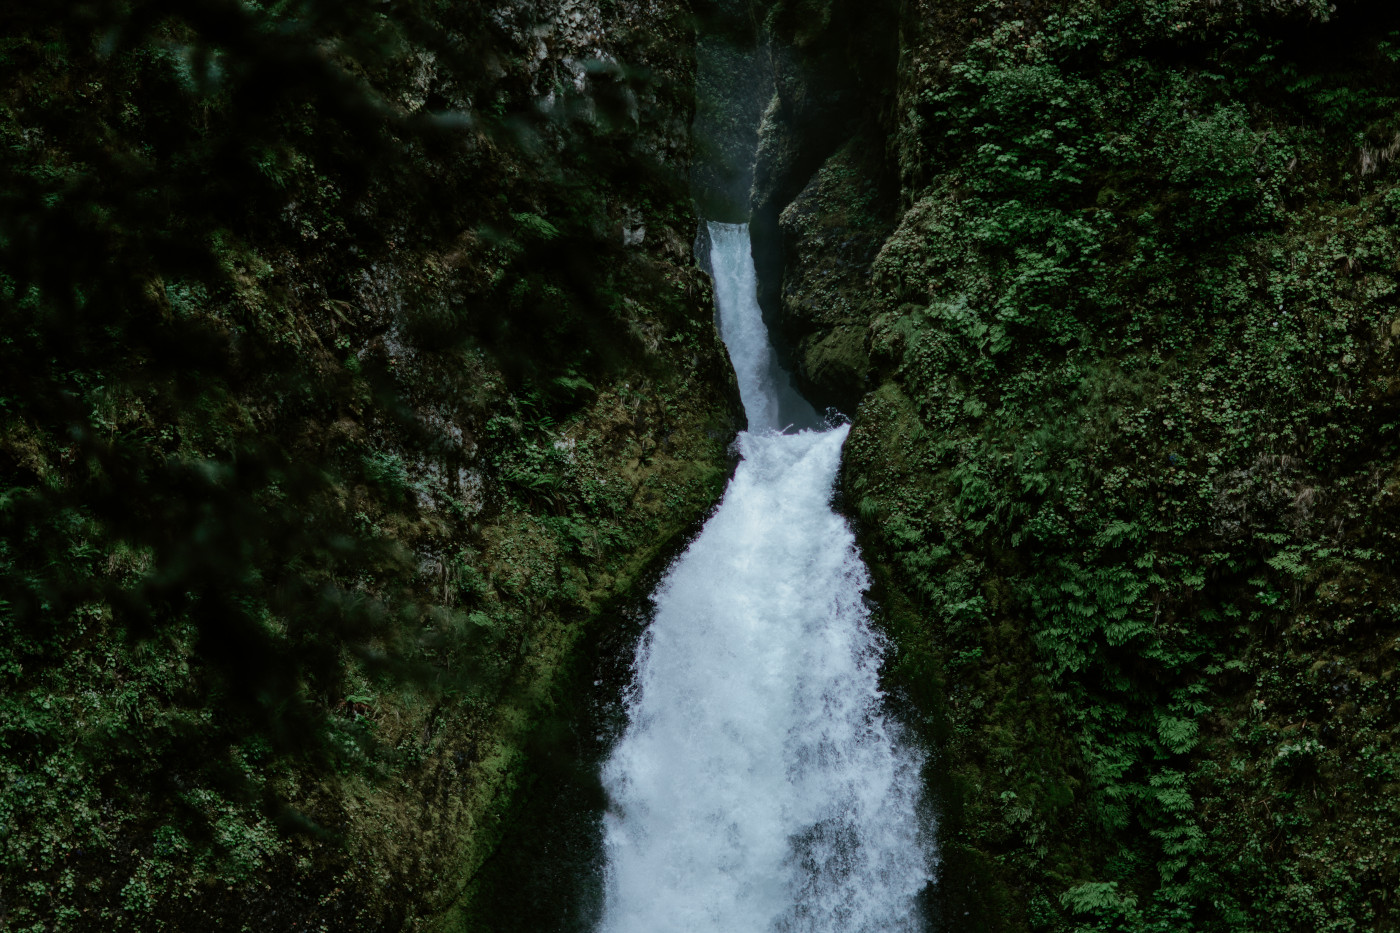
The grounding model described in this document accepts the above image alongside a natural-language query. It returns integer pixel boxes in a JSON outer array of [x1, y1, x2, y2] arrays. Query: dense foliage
[[0, 2, 733, 929], [755, 0, 1400, 929]]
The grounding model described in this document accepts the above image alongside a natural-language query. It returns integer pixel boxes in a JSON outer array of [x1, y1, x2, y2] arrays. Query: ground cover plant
[[0, 1, 735, 928], [751, 0, 1400, 928]]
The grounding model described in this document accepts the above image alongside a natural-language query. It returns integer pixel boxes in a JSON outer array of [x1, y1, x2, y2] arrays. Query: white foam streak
[[598, 223, 932, 933]]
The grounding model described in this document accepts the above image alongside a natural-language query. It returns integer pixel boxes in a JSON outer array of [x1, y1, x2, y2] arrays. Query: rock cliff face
[[753, 0, 1400, 929], [691, 0, 775, 223], [769, 133, 896, 415], [0, 2, 735, 930], [747, 0, 898, 410]]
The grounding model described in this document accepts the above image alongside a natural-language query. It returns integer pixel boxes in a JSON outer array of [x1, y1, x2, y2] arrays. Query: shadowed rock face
[[691, 29, 773, 223], [745, 0, 899, 412], [773, 130, 898, 416]]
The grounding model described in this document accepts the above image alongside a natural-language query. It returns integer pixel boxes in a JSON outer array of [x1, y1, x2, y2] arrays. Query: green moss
[[0, 1, 737, 929], [767, 0, 1400, 929]]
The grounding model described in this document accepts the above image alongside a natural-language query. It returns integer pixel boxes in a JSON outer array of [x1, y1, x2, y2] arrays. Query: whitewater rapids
[[597, 222, 933, 933]]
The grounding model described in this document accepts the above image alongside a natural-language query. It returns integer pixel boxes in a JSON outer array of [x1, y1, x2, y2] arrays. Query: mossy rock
[[799, 324, 871, 415]]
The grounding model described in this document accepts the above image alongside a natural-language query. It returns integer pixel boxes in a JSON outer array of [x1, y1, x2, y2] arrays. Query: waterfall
[[597, 222, 933, 933], [706, 223, 785, 432], [707, 223, 821, 433]]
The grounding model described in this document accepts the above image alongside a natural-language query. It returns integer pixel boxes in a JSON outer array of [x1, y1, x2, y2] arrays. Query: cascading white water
[[597, 222, 933, 933], [707, 223, 785, 432]]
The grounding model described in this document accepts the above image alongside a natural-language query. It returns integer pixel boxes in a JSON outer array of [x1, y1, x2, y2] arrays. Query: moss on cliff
[[774, 132, 897, 412], [0, 2, 736, 930], [759, 0, 1400, 930]]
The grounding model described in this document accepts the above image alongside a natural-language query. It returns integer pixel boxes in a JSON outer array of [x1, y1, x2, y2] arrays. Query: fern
[[510, 211, 561, 242], [1156, 715, 1199, 755], [1060, 880, 1138, 917]]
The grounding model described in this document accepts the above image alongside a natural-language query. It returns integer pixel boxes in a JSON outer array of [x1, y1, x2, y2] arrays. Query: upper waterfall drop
[[707, 222, 821, 433], [597, 222, 933, 933]]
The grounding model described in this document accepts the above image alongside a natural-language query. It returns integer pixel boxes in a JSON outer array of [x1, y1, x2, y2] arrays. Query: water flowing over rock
[[598, 222, 933, 933]]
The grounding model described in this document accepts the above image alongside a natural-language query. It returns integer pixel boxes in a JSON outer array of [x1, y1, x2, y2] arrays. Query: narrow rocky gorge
[[5, 0, 1400, 931]]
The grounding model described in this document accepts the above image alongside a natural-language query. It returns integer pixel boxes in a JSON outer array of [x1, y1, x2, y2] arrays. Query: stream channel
[[472, 223, 935, 932]]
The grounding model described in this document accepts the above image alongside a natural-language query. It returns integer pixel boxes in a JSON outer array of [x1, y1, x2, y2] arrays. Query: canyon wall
[[0, 2, 737, 929], [753, 0, 1400, 929]]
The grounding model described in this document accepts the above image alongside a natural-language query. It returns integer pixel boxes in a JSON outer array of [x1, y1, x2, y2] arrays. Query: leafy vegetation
[[761, 0, 1400, 929], [0, 1, 734, 929]]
